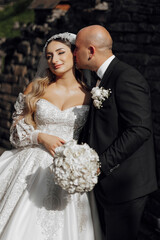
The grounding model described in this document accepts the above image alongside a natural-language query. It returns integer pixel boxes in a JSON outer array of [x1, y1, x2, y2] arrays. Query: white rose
[[91, 87, 101, 96], [93, 100, 102, 109]]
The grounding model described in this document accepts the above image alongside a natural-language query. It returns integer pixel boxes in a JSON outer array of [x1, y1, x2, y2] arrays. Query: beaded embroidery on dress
[[0, 93, 101, 240]]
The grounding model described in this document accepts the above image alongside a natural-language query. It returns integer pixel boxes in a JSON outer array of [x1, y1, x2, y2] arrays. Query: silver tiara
[[44, 32, 76, 51]]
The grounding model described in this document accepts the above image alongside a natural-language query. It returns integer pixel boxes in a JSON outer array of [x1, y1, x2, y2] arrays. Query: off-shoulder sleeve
[[10, 93, 40, 148]]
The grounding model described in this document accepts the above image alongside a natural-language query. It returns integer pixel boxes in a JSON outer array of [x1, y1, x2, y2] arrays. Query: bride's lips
[[54, 64, 63, 69]]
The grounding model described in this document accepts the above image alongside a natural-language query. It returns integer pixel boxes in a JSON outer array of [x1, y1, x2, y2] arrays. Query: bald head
[[75, 25, 113, 71], [77, 25, 113, 51]]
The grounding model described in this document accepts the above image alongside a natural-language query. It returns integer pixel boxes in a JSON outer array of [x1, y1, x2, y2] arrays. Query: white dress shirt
[[96, 55, 115, 80]]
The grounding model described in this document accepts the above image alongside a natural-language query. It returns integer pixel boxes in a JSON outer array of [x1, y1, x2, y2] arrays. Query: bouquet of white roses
[[52, 140, 100, 194]]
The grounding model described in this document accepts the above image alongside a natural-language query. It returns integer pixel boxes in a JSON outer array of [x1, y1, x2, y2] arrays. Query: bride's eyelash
[[46, 51, 65, 60], [46, 55, 51, 59], [58, 51, 65, 55]]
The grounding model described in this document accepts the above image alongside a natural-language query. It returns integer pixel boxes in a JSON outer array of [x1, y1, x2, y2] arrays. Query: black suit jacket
[[80, 57, 157, 206]]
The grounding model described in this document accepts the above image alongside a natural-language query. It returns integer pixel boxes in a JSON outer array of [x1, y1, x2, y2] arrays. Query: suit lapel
[[99, 57, 119, 87], [87, 57, 120, 147]]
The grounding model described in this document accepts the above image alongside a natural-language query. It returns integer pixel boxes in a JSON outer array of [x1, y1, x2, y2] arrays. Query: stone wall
[[0, 1, 160, 237], [1, 0, 160, 176]]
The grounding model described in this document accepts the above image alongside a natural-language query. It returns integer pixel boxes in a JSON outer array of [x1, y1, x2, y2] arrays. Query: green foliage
[[0, 0, 34, 38]]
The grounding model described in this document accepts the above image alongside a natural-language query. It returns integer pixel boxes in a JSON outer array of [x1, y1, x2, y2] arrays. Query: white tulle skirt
[[0, 146, 102, 240]]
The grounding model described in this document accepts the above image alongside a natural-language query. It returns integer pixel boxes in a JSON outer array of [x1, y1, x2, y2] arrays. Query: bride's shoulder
[[23, 82, 33, 95]]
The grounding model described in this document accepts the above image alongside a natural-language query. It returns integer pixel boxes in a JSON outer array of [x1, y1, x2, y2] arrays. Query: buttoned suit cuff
[[99, 153, 120, 176]]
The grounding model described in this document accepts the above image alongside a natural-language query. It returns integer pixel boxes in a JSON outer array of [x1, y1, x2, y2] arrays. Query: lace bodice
[[35, 99, 89, 141], [10, 93, 90, 148]]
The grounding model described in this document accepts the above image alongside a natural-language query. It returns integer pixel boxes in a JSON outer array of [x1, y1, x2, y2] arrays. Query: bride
[[0, 32, 101, 240]]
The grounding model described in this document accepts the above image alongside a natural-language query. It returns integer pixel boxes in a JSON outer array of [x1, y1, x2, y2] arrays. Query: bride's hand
[[38, 133, 65, 156]]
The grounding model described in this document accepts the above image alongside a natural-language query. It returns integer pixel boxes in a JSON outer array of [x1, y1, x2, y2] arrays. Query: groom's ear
[[88, 46, 95, 60]]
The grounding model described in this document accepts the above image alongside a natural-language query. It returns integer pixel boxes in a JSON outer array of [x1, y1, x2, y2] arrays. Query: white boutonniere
[[91, 86, 112, 109]]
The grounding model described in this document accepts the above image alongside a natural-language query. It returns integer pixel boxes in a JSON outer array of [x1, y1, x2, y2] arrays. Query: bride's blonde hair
[[24, 38, 85, 128], [24, 69, 54, 128]]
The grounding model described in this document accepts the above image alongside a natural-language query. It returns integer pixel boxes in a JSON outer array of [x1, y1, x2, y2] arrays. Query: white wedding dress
[[0, 93, 101, 240]]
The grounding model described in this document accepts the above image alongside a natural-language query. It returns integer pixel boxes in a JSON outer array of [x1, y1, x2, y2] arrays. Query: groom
[[74, 25, 158, 240]]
